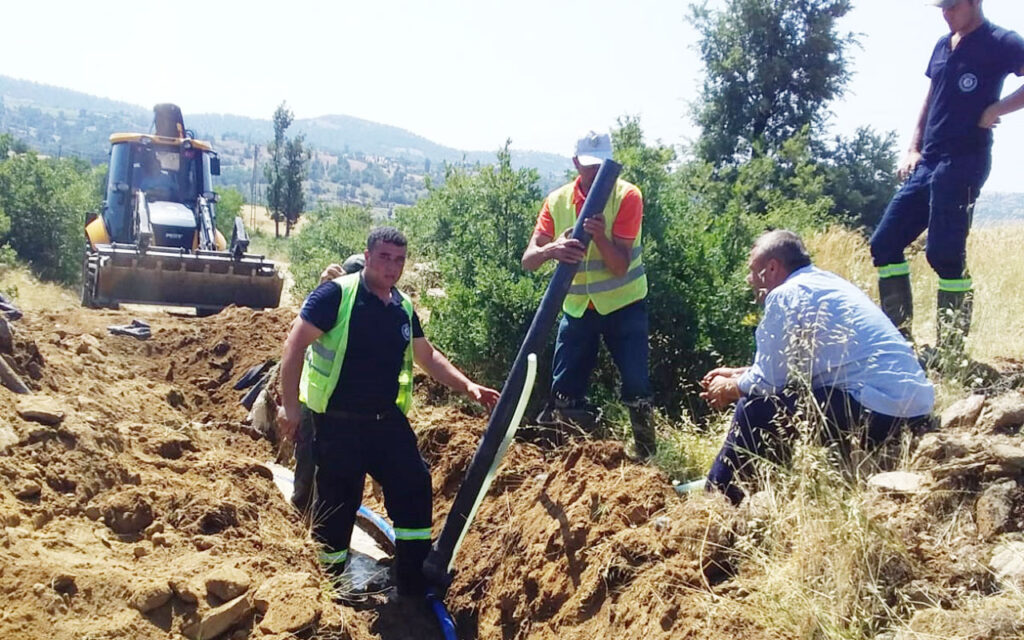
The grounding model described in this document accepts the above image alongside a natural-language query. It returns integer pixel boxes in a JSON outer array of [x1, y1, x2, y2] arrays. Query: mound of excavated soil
[[3, 300, 1024, 640]]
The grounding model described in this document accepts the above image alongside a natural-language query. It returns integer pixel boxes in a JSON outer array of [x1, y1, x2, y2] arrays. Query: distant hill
[[975, 192, 1024, 227], [0, 75, 569, 177]]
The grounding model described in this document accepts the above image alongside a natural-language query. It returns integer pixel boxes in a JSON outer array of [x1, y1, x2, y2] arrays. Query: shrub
[[0, 152, 101, 284], [398, 142, 547, 388], [288, 204, 374, 299]]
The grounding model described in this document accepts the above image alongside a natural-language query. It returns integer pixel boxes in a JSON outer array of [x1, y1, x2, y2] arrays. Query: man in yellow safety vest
[[278, 227, 499, 597], [521, 131, 655, 458]]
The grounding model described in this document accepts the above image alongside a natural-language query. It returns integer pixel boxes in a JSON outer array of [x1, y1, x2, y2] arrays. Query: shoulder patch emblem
[[401, 322, 411, 342], [958, 72, 978, 93]]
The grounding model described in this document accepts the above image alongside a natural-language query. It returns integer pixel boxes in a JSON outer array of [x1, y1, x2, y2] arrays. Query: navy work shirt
[[301, 276, 424, 413], [923, 21, 1024, 159]]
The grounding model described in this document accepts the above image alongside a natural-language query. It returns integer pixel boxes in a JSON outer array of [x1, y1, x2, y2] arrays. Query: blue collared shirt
[[736, 266, 934, 418]]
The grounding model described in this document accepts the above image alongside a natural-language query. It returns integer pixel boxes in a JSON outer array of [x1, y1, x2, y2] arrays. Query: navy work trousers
[[706, 388, 910, 505], [551, 299, 652, 404], [869, 153, 990, 280], [313, 409, 433, 593]]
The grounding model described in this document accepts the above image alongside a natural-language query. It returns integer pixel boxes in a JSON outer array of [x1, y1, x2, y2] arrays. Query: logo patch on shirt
[[958, 73, 978, 93], [401, 322, 411, 342]]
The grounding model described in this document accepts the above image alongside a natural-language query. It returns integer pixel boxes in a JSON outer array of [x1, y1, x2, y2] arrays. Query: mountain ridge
[[0, 74, 569, 176]]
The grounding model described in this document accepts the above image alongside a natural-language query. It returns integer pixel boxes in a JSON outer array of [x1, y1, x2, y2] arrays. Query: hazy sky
[[3, 1, 1024, 191]]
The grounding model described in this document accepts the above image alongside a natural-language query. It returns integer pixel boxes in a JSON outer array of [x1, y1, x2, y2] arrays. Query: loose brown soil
[[2, 298, 1022, 640]]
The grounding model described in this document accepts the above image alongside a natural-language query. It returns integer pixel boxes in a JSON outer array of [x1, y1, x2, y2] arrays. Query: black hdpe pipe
[[423, 159, 622, 593]]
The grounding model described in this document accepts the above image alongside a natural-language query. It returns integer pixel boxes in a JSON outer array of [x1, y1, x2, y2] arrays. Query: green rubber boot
[[878, 274, 914, 341]]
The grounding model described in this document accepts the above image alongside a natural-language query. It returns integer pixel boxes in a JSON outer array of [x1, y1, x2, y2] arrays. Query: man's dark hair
[[366, 226, 408, 252], [753, 229, 812, 273]]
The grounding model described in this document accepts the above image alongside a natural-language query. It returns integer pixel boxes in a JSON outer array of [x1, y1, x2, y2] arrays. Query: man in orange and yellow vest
[[521, 131, 655, 458], [278, 227, 499, 597]]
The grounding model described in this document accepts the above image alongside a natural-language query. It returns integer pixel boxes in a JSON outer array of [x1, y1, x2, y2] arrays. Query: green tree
[[398, 142, 546, 386], [288, 204, 373, 297], [214, 186, 245, 241], [283, 135, 309, 236], [691, 0, 855, 165], [817, 127, 899, 229], [0, 153, 101, 283], [264, 102, 293, 238]]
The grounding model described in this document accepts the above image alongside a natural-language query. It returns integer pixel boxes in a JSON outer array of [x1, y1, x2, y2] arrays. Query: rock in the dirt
[[259, 596, 321, 635], [977, 392, 1024, 434], [868, 471, 927, 494], [14, 480, 41, 500], [253, 573, 322, 635], [0, 423, 17, 452], [205, 565, 251, 602], [170, 577, 204, 604], [990, 541, 1024, 590], [913, 432, 973, 464], [976, 481, 1016, 540], [988, 444, 1024, 472], [130, 580, 173, 613], [101, 491, 154, 534], [15, 396, 64, 425], [252, 573, 318, 613], [181, 593, 253, 640], [156, 433, 195, 460], [941, 394, 986, 430]]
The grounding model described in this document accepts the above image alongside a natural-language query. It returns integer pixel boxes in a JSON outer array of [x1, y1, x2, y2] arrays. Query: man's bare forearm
[[591, 234, 630, 277], [414, 340, 471, 393]]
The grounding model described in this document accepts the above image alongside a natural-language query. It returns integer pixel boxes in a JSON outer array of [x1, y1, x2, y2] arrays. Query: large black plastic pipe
[[424, 159, 622, 592]]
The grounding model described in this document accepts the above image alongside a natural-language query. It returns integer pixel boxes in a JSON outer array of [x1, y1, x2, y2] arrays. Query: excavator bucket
[[84, 243, 283, 311]]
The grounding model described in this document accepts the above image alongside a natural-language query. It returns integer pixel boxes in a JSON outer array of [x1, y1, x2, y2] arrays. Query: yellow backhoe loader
[[82, 104, 282, 313]]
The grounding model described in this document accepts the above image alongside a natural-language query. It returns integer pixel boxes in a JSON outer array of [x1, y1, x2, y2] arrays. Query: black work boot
[[627, 401, 656, 460], [936, 288, 973, 361], [878, 274, 914, 341]]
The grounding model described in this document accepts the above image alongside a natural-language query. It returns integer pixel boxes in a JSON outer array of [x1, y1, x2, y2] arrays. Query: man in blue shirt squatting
[[700, 231, 935, 505], [277, 227, 500, 597], [870, 0, 1024, 356]]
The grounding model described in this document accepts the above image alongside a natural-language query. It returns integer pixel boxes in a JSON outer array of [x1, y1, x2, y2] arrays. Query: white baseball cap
[[574, 131, 614, 167], [927, 0, 959, 8]]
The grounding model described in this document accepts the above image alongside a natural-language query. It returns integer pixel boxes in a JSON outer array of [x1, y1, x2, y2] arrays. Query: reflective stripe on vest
[[299, 273, 415, 414], [548, 179, 647, 318]]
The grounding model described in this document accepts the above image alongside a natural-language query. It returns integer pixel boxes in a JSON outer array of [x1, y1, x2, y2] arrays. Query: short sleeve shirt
[[923, 21, 1024, 158], [534, 176, 643, 240], [301, 277, 424, 412]]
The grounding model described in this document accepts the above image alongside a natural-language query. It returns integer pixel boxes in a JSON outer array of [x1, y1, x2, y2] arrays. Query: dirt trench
[[2, 301, 1023, 640]]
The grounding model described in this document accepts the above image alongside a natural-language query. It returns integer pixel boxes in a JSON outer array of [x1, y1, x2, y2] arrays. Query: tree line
[[287, 0, 900, 415]]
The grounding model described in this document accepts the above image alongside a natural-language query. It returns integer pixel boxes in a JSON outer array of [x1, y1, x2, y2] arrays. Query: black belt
[[323, 407, 398, 422]]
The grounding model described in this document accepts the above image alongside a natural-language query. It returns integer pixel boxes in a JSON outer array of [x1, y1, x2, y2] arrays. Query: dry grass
[[807, 223, 1024, 365], [652, 223, 1024, 639], [0, 265, 79, 311]]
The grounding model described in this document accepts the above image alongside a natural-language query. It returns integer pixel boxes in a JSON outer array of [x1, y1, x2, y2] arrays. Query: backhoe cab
[[83, 104, 282, 313]]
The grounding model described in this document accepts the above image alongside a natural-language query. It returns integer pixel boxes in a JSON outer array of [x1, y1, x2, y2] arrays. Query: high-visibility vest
[[299, 273, 415, 414], [548, 179, 647, 318]]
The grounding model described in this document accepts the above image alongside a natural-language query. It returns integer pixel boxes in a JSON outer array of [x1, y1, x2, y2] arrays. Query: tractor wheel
[[81, 250, 98, 309]]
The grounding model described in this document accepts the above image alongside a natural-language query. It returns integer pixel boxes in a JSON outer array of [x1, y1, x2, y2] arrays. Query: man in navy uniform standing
[[870, 0, 1024, 356], [278, 228, 498, 597]]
